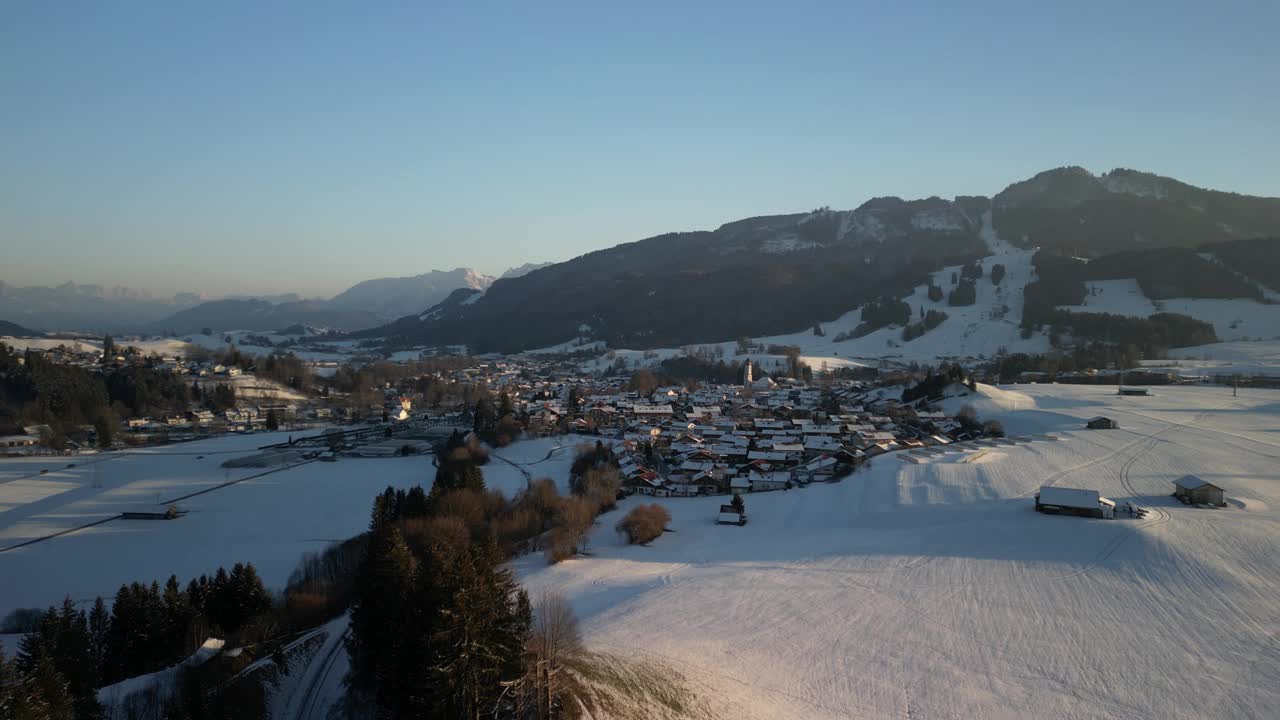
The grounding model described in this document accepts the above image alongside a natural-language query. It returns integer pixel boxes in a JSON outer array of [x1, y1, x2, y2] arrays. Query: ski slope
[[1059, 282, 1280, 343], [515, 384, 1280, 719], [584, 211, 1053, 371]]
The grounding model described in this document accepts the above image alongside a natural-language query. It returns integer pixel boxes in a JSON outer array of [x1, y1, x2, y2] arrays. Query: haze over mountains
[[0, 266, 539, 335]]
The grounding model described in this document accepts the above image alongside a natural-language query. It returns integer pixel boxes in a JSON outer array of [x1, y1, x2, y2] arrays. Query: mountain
[[368, 196, 993, 352], [366, 167, 1280, 354], [992, 167, 1280, 255], [326, 268, 494, 321], [0, 281, 202, 334], [152, 299, 381, 334], [0, 320, 43, 337]]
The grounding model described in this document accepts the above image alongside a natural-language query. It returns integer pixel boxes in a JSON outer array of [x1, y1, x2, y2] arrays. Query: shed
[[1172, 475, 1226, 507], [1035, 486, 1116, 519], [1086, 416, 1118, 430], [717, 504, 746, 526]]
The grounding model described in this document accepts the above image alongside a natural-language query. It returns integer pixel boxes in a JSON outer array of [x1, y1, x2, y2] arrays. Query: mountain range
[[367, 167, 1280, 353], [0, 265, 545, 335], [6, 167, 1278, 347]]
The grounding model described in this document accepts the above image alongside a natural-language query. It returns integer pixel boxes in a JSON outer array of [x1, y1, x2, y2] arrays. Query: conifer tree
[[426, 537, 531, 719], [88, 597, 109, 674], [347, 517, 417, 715]]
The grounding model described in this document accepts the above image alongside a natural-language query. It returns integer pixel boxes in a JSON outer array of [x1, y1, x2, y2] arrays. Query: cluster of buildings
[[501, 379, 977, 499]]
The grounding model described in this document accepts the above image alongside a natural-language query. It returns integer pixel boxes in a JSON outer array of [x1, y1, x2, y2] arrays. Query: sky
[[2, 1, 1278, 298]]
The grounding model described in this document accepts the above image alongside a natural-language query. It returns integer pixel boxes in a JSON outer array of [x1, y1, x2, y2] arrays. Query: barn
[[1086, 416, 1118, 430], [1173, 475, 1226, 507], [1035, 486, 1116, 519]]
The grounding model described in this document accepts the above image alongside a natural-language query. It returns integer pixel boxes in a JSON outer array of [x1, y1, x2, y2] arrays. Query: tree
[[347, 522, 417, 714], [87, 598, 109, 673], [730, 494, 745, 515], [102, 335, 115, 360], [17, 600, 101, 719], [616, 504, 670, 545], [525, 590, 585, 719], [473, 396, 498, 435], [626, 369, 659, 396], [414, 538, 530, 720], [94, 413, 115, 449], [991, 263, 1006, 285]]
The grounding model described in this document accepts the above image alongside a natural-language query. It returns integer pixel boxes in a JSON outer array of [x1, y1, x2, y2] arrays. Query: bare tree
[[527, 590, 584, 719]]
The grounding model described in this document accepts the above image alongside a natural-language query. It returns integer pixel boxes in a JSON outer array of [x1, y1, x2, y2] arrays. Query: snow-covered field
[[514, 384, 1280, 720], [1141, 340, 1280, 379], [7, 388, 1279, 718], [486, 436, 582, 496], [0, 434, 582, 620]]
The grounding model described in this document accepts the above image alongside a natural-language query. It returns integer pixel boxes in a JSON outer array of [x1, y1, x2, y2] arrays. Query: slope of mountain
[[0, 281, 201, 334], [366, 168, 1280, 354], [368, 198, 993, 352], [993, 166, 1280, 255], [0, 320, 43, 337], [326, 268, 493, 321], [152, 299, 381, 334]]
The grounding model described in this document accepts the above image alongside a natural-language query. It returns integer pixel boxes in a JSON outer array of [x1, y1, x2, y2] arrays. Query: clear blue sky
[[3, 1, 1277, 297]]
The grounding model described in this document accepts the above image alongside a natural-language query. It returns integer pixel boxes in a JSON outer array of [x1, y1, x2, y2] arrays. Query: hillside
[[0, 320, 42, 337], [369, 197, 994, 352], [366, 167, 1280, 354], [993, 167, 1280, 255]]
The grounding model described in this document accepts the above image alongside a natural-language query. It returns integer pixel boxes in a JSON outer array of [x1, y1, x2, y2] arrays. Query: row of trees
[[3, 563, 274, 719]]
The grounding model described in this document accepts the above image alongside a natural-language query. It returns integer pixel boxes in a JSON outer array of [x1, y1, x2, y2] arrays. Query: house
[[729, 476, 751, 495], [1086, 416, 1118, 430], [0, 434, 39, 451], [800, 455, 838, 480], [1172, 475, 1226, 507], [717, 504, 746, 526], [749, 470, 791, 492], [1035, 486, 1116, 519]]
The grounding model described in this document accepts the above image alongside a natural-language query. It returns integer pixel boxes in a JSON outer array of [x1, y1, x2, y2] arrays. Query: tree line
[[0, 562, 273, 719]]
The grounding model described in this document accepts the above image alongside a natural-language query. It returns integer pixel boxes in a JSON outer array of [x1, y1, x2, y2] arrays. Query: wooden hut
[[1173, 476, 1226, 507]]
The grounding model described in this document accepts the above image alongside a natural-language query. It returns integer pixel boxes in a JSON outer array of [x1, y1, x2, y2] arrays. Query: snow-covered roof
[[1037, 486, 1113, 509], [1173, 475, 1221, 491]]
